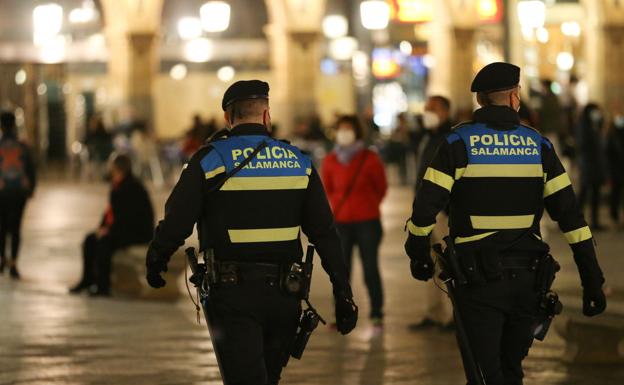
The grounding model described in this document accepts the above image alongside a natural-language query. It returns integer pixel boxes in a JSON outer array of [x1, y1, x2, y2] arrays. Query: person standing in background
[[607, 111, 624, 227], [408, 96, 455, 331], [322, 115, 387, 330], [0, 111, 36, 279], [576, 103, 608, 230]]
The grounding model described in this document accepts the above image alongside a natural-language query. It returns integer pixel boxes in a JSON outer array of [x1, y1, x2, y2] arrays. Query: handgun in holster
[[289, 244, 325, 361], [531, 254, 563, 341]]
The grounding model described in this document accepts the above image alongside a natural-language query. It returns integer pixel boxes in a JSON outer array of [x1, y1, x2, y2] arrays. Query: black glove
[[405, 234, 434, 281], [147, 270, 166, 288], [335, 295, 358, 335], [582, 284, 606, 317], [146, 245, 168, 289]]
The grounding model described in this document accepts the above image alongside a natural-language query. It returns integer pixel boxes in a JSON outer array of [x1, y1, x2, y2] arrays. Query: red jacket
[[321, 149, 387, 223]]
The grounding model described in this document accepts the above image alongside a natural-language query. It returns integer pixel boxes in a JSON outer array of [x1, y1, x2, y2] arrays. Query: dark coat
[[106, 175, 154, 247]]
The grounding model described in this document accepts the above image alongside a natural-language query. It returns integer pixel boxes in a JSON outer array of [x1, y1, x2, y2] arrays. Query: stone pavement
[[1, 180, 624, 385]]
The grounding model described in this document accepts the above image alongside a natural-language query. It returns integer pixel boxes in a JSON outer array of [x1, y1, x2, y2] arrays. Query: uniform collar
[[230, 123, 270, 136], [473, 105, 520, 126]]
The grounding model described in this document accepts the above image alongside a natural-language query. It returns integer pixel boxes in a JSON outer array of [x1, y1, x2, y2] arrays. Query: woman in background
[[321, 115, 387, 330]]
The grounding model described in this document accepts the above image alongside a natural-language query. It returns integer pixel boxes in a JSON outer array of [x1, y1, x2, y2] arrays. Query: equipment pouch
[[459, 249, 486, 285], [535, 254, 560, 293], [479, 248, 503, 281], [218, 264, 239, 285]]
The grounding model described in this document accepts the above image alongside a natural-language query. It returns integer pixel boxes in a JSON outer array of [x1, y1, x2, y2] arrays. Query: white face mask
[[614, 115, 624, 128], [590, 109, 603, 123], [335, 129, 356, 146], [422, 111, 440, 130]]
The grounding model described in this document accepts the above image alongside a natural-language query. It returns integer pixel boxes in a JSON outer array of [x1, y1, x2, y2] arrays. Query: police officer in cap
[[145, 80, 358, 385], [405, 63, 607, 385]]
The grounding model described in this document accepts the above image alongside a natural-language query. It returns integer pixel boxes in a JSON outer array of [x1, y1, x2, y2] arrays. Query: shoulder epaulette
[[519, 123, 542, 135], [451, 120, 475, 130], [207, 128, 230, 143]]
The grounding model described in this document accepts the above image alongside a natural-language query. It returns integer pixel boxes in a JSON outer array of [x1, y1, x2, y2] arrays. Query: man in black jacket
[[0, 111, 36, 279], [70, 154, 154, 296]]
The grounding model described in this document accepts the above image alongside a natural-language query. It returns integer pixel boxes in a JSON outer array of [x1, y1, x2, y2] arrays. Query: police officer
[[145, 80, 358, 385], [404, 63, 607, 385]]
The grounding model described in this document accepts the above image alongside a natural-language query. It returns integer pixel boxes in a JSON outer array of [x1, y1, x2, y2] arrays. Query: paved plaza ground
[[2, 179, 624, 385]]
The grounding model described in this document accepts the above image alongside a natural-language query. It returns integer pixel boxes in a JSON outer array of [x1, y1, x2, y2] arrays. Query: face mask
[[335, 129, 356, 146], [590, 109, 602, 123], [422, 111, 440, 130], [614, 115, 624, 128]]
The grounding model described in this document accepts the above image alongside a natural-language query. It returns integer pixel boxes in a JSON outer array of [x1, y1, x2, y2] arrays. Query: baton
[[435, 237, 487, 385], [185, 247, 228, 384]]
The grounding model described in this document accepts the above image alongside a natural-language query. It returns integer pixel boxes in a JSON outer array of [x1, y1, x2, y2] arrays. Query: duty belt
[[499, 253, 541, 270], [214, 261, 281, 285]]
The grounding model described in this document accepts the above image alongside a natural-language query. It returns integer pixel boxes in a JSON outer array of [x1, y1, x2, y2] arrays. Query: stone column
[[265, 0, 326, 135], [428, 1, 477, 114], [583, 0, 624, 109], [100, 0, 163, 126]]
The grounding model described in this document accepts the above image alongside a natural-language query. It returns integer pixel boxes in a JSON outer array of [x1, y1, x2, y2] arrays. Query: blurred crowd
[[68, 77, 624, 234]]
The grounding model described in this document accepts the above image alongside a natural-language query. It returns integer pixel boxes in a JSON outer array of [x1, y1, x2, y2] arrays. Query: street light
[[33, 3, 63, 45], [517, 1, 545, 29], [170, 64, 188, 80], [556, 52, 574, 71], [561, 21, 581, 37], [69, 0, 98, 24], [200, 1, 231, 33], [184, 38, 214, 62], [329, 37, 359, 61], [178, 17, 203, 40], [322, 15, 348, 39], [360, 0, 390, 30], [217, 66, 236, 82]]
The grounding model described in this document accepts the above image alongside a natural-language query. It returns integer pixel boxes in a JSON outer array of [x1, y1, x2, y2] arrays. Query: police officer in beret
[[405, 63, 607, 384], [146, 80, 358, 385]]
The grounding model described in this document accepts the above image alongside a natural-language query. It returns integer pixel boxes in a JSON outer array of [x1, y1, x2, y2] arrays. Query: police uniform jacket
[[147, 123, 351, 296], [407, 106, 604, 286]]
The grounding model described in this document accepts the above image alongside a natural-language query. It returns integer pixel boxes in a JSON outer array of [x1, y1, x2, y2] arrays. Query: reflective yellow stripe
[[544, 173, 572, 197], [463, 164, 543, 178], [455, 168, 466, 180], [221, 176, 309, 191], [407, 220, 435, 236], [470, 215, 535, 230], [455, 231, 497, 244], [205, 166, 226, 179], [564, 226, 592, 244], [228, 226, 301, 243], [424, 168, 454, 192]]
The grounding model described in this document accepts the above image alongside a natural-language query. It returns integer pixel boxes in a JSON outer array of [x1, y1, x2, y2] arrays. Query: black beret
[[222, 80, 269, 111], [471, 62, 520, 93]]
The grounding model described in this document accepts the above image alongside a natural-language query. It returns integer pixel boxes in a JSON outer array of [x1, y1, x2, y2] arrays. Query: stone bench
[[111, 245, 187, 301], [554, 308, 624, 364]]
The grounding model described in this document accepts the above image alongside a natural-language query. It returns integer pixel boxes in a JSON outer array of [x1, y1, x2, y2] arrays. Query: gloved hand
[[146, 245, 168, 289], [335, 295, 358, 335], [147, 269, 167, 288], [405, 234, 434, 281], [582, 284, 606, 317]]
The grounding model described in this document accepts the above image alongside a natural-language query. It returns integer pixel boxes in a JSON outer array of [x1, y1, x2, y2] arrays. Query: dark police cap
[[222, 80, 269, 111], [471, 62, 520, 93]]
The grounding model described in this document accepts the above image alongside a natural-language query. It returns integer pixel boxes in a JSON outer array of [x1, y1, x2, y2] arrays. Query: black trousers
[[337, 219, 384, 319], [455, 270, 540, 385], [610, 177, 623, 223], [0, 194, 27, 263], [578, 181, 602, 227], [205, 271, 301, 385], [79, 232, 116, 292]]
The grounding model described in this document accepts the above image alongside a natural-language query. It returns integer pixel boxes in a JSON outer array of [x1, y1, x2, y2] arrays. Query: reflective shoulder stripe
[[462, 164, 543, 178], [470, 214, 535, 230], [543, 172, 572, 198], [563, 226, 592, 244], [455, 231, 497, 244], [455, 168, 466, 180], [423, 167, 454, 192], [228, 226, 300, 243], [205, 166, 226, 180], [407, 220, 435, 236], [221, 175, 309, 191]]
